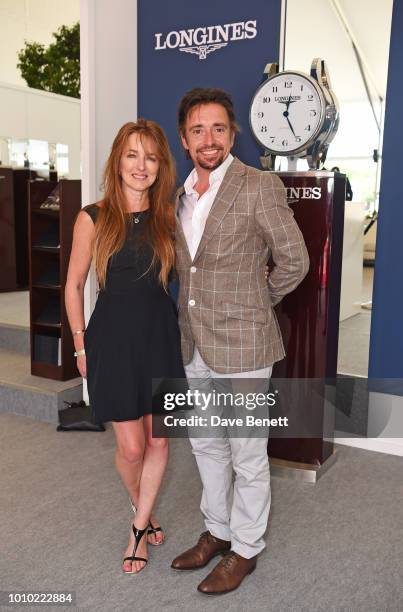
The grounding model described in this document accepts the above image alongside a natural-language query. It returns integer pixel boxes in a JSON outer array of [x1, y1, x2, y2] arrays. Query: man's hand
[[255, 172, 309, 304]]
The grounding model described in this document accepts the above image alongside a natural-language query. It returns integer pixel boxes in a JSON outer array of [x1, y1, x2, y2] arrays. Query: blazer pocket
[[222, 301, 268, 325]]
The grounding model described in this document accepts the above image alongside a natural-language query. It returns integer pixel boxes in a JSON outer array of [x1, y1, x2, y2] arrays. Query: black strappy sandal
[[148, 519, 165, 546], [129, 498, 165, 546], [122, 525, 148, 574]]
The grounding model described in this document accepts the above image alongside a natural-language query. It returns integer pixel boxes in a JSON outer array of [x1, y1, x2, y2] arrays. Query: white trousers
[[185, 348, 272, 559]]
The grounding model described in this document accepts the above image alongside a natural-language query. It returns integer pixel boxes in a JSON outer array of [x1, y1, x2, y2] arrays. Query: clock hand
[[285, 93, 293, 112], [282, 108, 297, 138], [285, 115, 297, 138]]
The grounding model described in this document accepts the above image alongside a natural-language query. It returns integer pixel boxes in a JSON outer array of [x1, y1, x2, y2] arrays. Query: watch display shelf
[[0, 168, 57, 292], [13, 168, 42, 288], [0, 167, 17, 291], [29, 179, 81, 380]]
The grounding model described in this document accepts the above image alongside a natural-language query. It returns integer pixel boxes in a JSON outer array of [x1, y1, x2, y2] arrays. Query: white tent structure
[[283, 1, 393, 327], [285, 0, 392, 102], [284, 0, 393, 200]]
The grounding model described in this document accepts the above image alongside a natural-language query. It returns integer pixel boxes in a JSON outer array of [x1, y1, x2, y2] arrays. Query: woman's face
[[119, 133, 160, 194]]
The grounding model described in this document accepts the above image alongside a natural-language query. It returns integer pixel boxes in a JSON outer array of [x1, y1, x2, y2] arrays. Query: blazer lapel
[[192, 157, 246, 263], [175, 185, 192, 265], [175, 185, 185, 216]]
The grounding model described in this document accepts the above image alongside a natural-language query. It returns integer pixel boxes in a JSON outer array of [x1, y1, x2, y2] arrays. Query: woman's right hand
[[76, 354, 87, 378]]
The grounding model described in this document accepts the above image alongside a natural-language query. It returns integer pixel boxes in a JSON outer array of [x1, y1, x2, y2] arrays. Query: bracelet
[[74, 349, 86, 357], [73, 329, 86, 336]]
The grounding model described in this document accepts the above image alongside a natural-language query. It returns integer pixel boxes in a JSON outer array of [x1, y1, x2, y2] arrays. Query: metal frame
[[270, 451, 337, 483], [249, 69, 327, 156]]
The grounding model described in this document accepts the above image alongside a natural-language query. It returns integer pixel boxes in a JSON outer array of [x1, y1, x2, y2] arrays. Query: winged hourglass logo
[[180, 43, 228, 60]]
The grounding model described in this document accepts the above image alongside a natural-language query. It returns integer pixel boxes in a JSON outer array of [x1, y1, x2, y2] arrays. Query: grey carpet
[[0, 412, 402, 612], [0, 345, 82, 424], [338, 313, 371, 377]]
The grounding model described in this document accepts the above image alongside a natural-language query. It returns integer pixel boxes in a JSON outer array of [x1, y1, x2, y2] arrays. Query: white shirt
[[179, 153, 234, 260]]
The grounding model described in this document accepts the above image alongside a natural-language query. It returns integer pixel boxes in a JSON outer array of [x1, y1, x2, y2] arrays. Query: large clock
[[250, 59, 339, 169]]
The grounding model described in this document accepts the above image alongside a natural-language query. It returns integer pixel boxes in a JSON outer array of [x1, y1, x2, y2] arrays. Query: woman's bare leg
[[112, 420, 147, 572], [113, 419, 144, 501], [134, 415, 169, 552], [112, 419, 165, 545], [112, 417, 168, 571]]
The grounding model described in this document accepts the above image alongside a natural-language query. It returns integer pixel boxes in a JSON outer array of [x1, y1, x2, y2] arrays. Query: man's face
[[180, 103, 235, 172]]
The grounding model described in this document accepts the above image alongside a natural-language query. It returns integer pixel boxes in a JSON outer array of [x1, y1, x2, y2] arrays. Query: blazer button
[[190, 266, 197, 273], [189, 299, 196, 306]]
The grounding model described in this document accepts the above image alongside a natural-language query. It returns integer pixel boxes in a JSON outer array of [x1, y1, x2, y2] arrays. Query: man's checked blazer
[[175, 156, 309, 374]]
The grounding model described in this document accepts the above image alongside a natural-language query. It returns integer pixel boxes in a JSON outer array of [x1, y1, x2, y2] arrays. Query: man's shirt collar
[[183, 153, 234, 197]]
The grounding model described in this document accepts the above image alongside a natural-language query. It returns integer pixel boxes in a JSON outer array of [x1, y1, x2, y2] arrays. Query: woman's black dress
[[83, 204, 185, 422]]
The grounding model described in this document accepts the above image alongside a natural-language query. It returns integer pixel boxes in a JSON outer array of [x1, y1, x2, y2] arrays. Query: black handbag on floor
[[57, 400, 105, 432]]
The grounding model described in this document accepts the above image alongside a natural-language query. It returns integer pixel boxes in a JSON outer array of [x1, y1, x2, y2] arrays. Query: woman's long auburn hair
[[93, 120, 176, 290]]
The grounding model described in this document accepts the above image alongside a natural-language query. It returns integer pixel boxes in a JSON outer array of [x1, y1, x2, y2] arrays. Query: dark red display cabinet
[[268, 171, 346, 475]]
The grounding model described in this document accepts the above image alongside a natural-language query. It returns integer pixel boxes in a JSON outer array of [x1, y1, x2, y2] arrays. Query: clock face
[[250, 71, 325, 155]]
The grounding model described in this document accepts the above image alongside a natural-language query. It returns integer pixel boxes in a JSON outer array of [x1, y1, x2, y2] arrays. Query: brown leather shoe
[[197, 551, 257, 594], [171, 531, 231, 570]]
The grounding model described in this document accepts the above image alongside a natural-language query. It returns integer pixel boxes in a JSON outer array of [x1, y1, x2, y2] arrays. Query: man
[[171, 88, 309, 594]]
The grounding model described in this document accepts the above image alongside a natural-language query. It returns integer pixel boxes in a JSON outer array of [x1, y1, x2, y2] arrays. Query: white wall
[[80, 0, 138, 307], [80, 0, 138, 207], [0, 0, 79, 87], [80, 0, 138, 402], [0, 82, 80, 178]]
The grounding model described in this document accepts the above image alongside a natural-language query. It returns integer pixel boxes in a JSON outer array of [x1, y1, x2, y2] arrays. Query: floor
[[0, 349, 80, 393], [0, 290, 30, 327], [1, 412, 402, 612], [338, 312, 371, 376], [337, 267, 373, 377], [0, 291, 82, 424]]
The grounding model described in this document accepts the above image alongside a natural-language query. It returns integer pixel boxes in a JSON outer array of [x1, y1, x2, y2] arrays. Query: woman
[[65, 120, 185, 574]]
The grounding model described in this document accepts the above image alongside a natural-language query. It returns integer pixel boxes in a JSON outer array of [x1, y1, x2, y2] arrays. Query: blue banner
[[138, 0, 282, 182], [369, 0, 403, 390]]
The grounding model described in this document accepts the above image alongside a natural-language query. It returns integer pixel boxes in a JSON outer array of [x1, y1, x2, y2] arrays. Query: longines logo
[[286, 187, 321, 203], [154, 20, 257, 60], [275, 96, 301, 102]]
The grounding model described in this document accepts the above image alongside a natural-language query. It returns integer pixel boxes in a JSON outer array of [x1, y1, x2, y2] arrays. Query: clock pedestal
[[268, 171, 346, 482]]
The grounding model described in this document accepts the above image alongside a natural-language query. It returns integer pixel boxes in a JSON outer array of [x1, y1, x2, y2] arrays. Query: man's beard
[[196, 147, 225, 171]]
